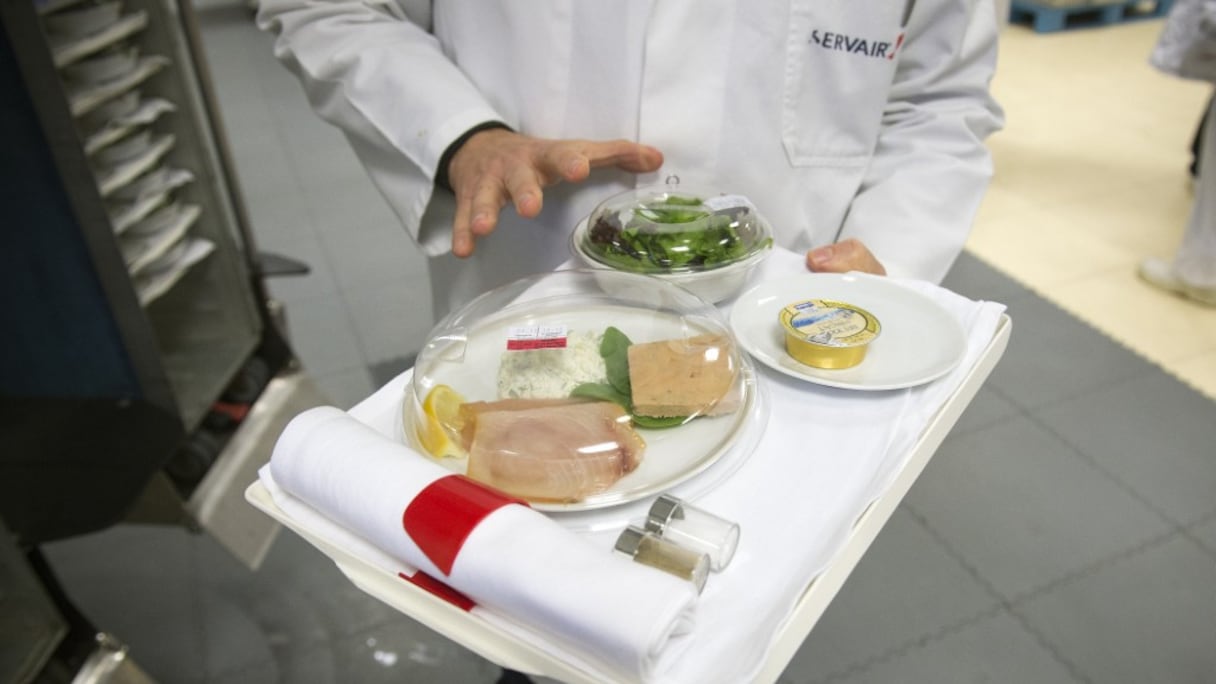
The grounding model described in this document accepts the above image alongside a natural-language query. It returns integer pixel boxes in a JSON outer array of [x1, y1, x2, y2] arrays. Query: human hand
[[805, 238, 887, 276], [445, 128, 664, 257]]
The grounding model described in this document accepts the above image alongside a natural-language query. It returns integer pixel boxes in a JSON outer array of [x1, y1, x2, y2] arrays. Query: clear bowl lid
[[403, 269, 757, 511], [576, 185, 773, 275]]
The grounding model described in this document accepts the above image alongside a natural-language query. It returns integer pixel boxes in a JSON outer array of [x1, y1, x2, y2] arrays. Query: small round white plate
[[730, 273, 966, 390]]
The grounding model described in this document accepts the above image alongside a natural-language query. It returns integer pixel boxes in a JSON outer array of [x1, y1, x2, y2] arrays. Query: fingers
[[539, 140, 664, 185], [580, 140, 664, 173], [612, 143, 664, 173], [451, 198, 474, 257], [452, 177, 509, 257], [502, 163, 544, 218], [537, 145, 593, 184], [469, 178, 508, 235], [806, 238, 887, 276], [446, 131, 665, 257]]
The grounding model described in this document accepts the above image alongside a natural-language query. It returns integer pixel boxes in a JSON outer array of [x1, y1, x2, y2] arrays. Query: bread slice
[[628, 334, 741, 417]]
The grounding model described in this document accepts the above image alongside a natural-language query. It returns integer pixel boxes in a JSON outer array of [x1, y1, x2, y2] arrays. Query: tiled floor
[[40, 8, 1216, 684]]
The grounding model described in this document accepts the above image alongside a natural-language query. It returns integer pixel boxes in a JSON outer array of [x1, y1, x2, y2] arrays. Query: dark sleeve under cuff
[[434, 121, 513, 192]]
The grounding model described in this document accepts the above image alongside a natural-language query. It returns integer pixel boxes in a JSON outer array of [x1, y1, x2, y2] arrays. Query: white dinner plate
[[405, 302, 760, 512], [730, 273, 965, 390]]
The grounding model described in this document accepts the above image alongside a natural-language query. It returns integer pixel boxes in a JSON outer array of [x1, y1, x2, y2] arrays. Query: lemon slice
[[419, 384, 465, 458]]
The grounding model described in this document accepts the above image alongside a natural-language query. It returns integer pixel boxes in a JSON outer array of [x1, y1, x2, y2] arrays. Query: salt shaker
[[614, 525, 709, 594], [645, 494, 740, 572]]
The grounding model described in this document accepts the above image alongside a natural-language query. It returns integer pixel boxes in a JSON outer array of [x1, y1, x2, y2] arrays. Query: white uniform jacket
[[258, 0, 1004, 314]]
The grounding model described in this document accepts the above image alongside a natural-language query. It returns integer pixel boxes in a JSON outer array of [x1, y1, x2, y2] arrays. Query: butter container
[[779, 299, 880, 369]]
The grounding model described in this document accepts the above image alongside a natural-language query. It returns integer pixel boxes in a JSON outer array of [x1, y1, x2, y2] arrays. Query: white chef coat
[[258, 0, 1004, 318]]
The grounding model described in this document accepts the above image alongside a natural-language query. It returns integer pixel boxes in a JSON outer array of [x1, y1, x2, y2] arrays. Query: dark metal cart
[[1, 0, 327, 679]]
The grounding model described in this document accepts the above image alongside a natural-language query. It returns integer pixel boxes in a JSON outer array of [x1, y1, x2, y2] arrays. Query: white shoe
[[1137, 258, 1216, 307]]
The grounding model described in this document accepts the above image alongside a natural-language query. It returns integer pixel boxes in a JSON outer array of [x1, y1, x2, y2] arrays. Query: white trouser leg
[[1175, 92, 1216, 288]]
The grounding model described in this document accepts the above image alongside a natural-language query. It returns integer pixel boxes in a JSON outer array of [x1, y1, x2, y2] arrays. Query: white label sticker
[[506, 325, 568, 350], [703, 194, 756, 213]]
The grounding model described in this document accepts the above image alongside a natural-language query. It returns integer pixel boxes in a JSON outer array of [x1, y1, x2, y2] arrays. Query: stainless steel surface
[[188, 369, 329, 570], [70, 634, 155, 684], [0, 523, 66, 684]]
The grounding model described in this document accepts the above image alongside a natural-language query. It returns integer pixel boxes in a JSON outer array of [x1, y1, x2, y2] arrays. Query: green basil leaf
[[570, 382, 631, 408], [600, 326, 634, 396]]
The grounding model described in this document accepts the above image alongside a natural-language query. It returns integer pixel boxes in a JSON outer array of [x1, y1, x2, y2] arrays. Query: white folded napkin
[[265, 406, 698, 682]]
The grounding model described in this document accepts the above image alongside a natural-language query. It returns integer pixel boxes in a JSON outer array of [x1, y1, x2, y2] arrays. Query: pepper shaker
[[614, 525, 709, 594]]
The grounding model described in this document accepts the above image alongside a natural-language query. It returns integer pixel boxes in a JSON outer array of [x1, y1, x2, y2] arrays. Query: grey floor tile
[[257, 646, 342, 684], [226, 137, 304, 199], [368, 355, 416, 390], [905, 415, 1173, 601], [242, 531, 404, 642], [42, 526, 208, 683], [983, 293, 1158, 410], [42, 523, 194, 579], [1034, 371, 1216, 526], [196, 8, 275, 83], [947, 385, 1022, 437], [783, 509, 1000, 681], [199, 590, 276, 679], [942, 250, 1032, 305], [240, 189, 316, 240], [263, 81, 320, 123], [302, 177, 401, 236], [1188, 515, 1216, 557], [813, 612, 1080, 684], [321, 228, 427, 291], [260, 233, 342, 303], [343, 278, 434, 365], [283, 134, 366, 186], [1015, 534, 1216, 684], [313, 365, 377, 410], [281, 294, 366, 375], [320, 620, 503, 684], [208, 86, 276, 136], [207, 659, 279, 684], [317, 205, 412, 243]]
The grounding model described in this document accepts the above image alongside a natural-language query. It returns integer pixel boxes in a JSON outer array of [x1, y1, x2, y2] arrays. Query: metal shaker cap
[[613, 525, 647, 557], [644, 494, 685, 533]]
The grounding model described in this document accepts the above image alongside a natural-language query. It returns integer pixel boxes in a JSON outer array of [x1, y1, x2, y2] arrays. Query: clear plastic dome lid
[[576, 185, 773, 275], [403, 269, 758, 511]]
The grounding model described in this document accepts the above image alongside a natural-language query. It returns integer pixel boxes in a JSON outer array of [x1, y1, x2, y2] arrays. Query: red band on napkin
[[399, 571, 476, 611], [401, 474, 527, 576]]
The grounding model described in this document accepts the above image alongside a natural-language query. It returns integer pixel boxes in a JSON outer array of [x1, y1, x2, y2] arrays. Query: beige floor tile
[[1072, 176, 1192, 256], [1046, 270, 1216, 361], [1167, 351, 1216, 400], [968, 207, 1139, 287], [973, 181, 1041, 227]]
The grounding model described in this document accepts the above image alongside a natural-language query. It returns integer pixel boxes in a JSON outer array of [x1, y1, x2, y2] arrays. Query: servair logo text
[[810, 30, 905, 60]]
